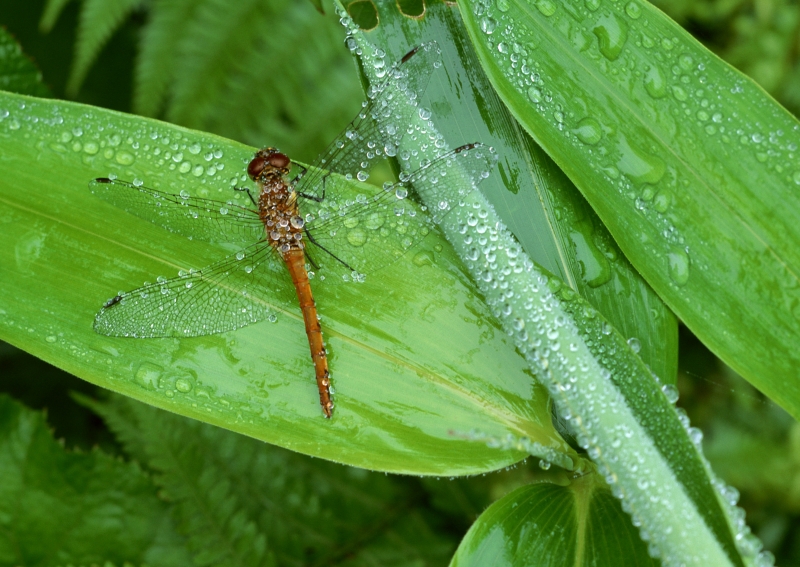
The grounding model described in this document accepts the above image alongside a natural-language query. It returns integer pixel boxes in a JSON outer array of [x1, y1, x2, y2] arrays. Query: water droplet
[[346, 228, 367, 247], [175, 377, 194, 393], [668, 248, 690, 286], [480, 17, 497, 34], [661, 383, 679, 403], [593, 13, 628, 61], [585, 0, 600, 10], [527, 86, 543, 103], [653, 190, 671, 213], [134, 362, 162, 389], [671, 85, 688, 101], [413, 250, 433, 266], [615, 136, 666, 185], [624, 1, 641, 19], [115, 151, 134, 165], [643, 65, 667, 98], [627, 336, 641, 353], [535, 0, 556, 16], [574, 117, 602, 145]]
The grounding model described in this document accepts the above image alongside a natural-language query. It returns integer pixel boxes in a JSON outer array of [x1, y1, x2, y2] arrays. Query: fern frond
[[133, 0, 199, 117], [67, 0, 145, 96], [39, 0, 74, 33], [133, 0, 360, 161], [87, 395, 456, 565], [0, 395, 191, 566]]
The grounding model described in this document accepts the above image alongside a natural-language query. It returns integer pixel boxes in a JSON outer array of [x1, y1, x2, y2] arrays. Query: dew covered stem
[[342, 20, 740, 567]]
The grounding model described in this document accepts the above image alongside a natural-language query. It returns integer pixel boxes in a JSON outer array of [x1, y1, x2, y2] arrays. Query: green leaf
[[0, 90, 565, 475], [39, 0, 74, 33], [67, 0, 145, 96], [79, 393, 457, 566], [0, 395, 191, 566], [449, 480, 659, 566], [135, 0, 363, 163], [458, 0, 800, 420], [0, 28, 51, 97]]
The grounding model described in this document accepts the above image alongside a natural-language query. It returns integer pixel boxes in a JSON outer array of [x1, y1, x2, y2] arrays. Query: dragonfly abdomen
[[283, 248, 333, 418]]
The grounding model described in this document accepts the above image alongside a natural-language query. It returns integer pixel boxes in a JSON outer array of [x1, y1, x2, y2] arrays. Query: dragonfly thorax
[[252, 149, 303, 256]]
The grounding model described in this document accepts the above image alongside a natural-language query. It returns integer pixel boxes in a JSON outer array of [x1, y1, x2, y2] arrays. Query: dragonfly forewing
[[89, 178, 263, 244]]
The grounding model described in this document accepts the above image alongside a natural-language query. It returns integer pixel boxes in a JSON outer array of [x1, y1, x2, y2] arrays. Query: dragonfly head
[[248, 147, 291, 181]]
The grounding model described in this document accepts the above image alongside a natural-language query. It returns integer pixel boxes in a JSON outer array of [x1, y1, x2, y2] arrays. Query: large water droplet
[[615, 135, 666, 185], [535, 0, 556, 16], [135, 362, 163, 389], [643, 66, 667, 99], [668, 248, 690, 286], [593, 13, 628, 61], [574, 117, 603, 145]]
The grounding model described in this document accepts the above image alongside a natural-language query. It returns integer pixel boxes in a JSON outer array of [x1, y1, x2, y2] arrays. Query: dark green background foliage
[[1, 0, 799, 565]]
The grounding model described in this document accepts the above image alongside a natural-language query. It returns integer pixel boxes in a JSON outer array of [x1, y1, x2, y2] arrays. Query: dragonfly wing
[[303, 143, 497, 282], [94, 242, 284, 337], [89, 178, 264, 244], [295, 42, 442, 200]]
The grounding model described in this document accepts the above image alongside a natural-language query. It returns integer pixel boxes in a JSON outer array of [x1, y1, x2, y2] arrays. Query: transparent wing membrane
[[303, 143, 497, 281], [94, 242, 282, 337], [89, 178, 263, 244], [293, 42, 442, 201], [90, 41, 498, 339]]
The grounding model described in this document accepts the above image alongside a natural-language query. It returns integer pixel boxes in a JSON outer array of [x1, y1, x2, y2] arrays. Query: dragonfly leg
[[305, 229, 355, 271], [297, 172, 331, 203], [291, 163, 309, 183], [234, 185, 258, 206]]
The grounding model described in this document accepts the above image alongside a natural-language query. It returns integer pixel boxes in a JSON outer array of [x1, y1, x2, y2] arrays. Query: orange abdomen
[[283, 248, 333, 418]]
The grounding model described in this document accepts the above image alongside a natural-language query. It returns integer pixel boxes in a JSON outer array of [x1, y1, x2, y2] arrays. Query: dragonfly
[[90, 42, 497, 418]]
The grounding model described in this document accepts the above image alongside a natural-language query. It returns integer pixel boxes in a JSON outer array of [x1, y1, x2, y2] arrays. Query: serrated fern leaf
[[0, 395, 191, 567], [133, 0, 200, 117], [67, 0, 145, 96], [106, 400, 276, 567], [39, 0, 74, 33], [86, 395, 456, 566], [134, 0, 360, 161]]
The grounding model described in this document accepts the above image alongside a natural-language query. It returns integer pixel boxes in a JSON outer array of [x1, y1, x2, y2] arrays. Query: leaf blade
[[459, 0, 800, 419], [0, 91, 565, 475]]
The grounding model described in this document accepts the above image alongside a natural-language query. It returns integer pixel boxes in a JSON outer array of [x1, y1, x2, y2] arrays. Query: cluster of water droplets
[[0, 94, 244, 200], [450, 428, 577, 471], [470, 0, 699, 288], [471, 0, 800, 300]]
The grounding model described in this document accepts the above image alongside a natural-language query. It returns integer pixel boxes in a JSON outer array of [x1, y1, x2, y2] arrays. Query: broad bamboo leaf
[[0, 91, 565, 475], [449, 481, 659, 567], [458, 0, 800, 421]]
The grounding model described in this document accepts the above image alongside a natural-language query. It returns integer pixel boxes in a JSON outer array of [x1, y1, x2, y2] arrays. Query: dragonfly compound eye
[[247, 156, 268, 180], [268, 152, 291, 170]]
